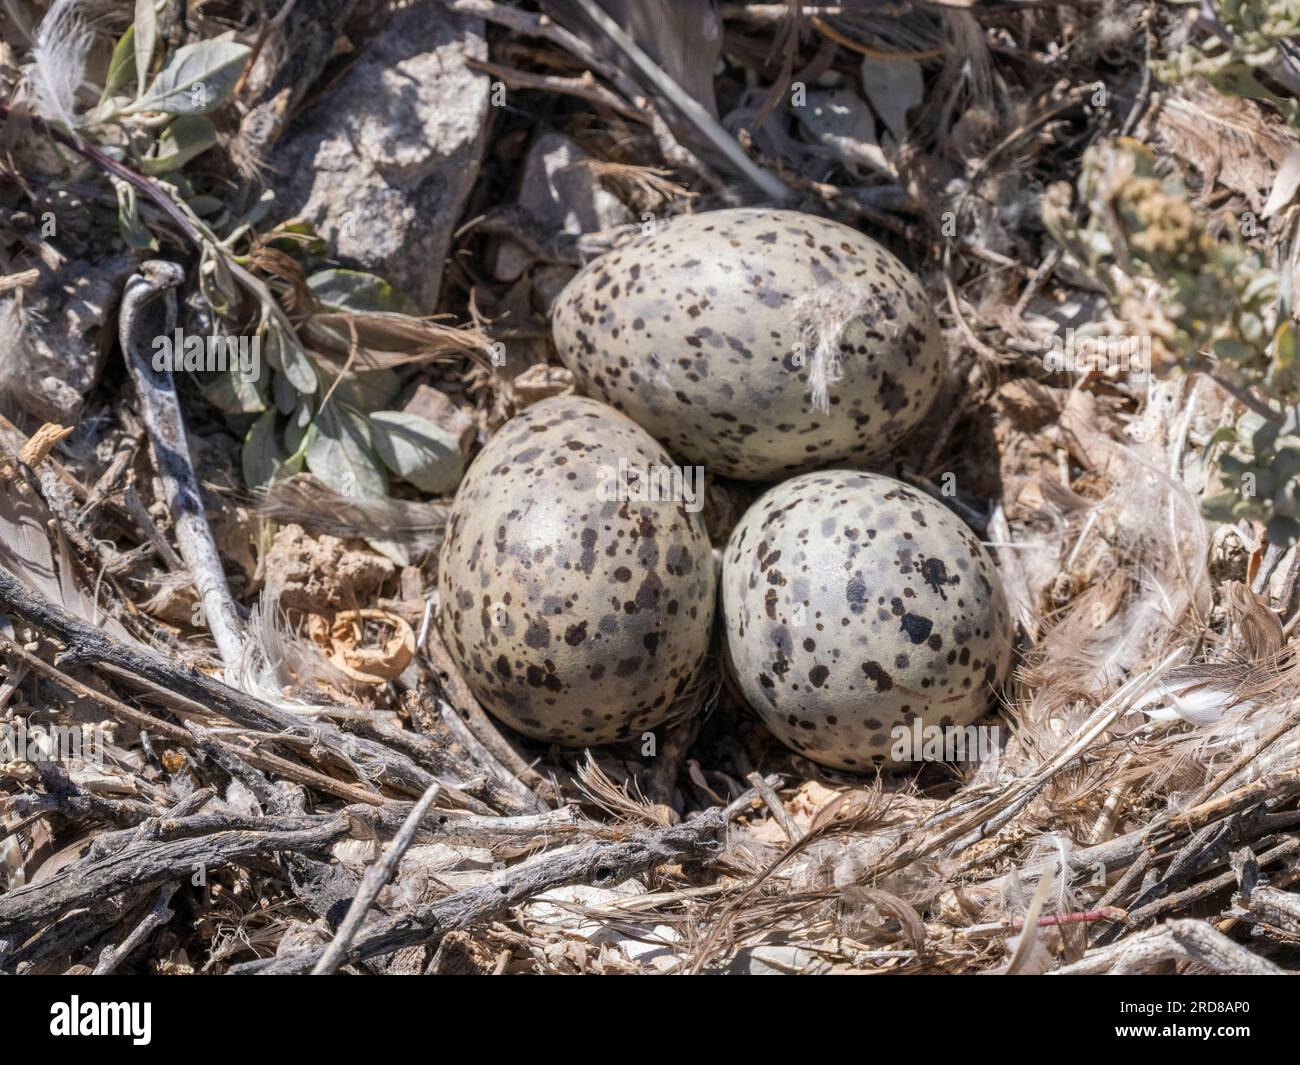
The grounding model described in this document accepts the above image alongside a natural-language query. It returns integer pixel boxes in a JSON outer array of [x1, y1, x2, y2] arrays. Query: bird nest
[[1, 0, 1299, 976]]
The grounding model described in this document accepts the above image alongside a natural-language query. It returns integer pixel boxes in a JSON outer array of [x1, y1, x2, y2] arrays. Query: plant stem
[[0, 104, 206, 247]]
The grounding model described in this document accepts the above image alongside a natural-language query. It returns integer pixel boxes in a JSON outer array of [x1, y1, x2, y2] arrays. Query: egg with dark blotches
[[721, 470, 1012, 772], [551, 207, 944, 481], [436, 396, 715, 746]]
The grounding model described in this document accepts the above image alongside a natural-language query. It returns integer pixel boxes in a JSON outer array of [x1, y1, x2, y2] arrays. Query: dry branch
[[232, 808, 728, 974]]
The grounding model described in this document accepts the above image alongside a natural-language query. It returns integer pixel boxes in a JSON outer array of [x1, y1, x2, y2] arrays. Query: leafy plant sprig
[[1043, 140, 1300, 545], [9, 7, 488, 545]]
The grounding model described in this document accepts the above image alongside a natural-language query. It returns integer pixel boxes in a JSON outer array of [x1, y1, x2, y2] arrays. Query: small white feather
[[23, 0, 94, 130]]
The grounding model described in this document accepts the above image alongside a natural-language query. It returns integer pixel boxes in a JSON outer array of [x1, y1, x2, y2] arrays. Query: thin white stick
[[313, 782, 442, 975], [569, 0, 791, 202], [119, 261, 245, 678]]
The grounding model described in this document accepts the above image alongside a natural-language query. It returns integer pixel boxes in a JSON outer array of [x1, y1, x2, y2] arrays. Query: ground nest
[[1, 0, 1299, 976]]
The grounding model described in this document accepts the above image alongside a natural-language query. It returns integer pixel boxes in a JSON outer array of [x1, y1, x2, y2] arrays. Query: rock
[[268, 2, 490, 311], [237, 0, 357, 161], [491, 131, 632, 282], [264, 523, 395, 614], [1, 253, 135, 423], [399, 383, 476, 458]]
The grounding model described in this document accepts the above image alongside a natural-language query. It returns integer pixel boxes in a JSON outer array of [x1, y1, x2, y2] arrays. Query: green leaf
[[1276, 320, 1296, 369], [368, 538, 411, 567], [305, 403, 387, 499], [199, 244, 241, 318], [272, 370, 298, 414], [100, 25, 138, 102], [1201, 491, 1242, 522], [859, 55, 923, 145], [328, 368, 400, 412], [242, 409, 283, 488], [1265, 515, 1300, 548], [123, 36, 250, 115], [201, 361, 266, 414], [185, 194, 225, 216], [368, 411, 464, 494], [284, 408, 310, 458], [1213, 337, 1254, 363], [307, 269, 417, 314], [140, 115, 217, 174], [113, 178, 156, 250], [134, 0, 158, 101], [1252, 419, 1280, 455], [263, 313, 317, 395]]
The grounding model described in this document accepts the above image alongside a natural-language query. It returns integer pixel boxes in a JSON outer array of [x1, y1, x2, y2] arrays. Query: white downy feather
[[23, 0, 94, 130], [1132, 679, 1247, 726], [0, 433, 129, 638], [236, 585, 355, 715]]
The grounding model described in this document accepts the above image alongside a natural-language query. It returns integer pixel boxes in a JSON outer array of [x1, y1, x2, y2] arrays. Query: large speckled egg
[[437, 396, 715, 745], [721, 470, 1012, 772], [551, 208, 943, 481]]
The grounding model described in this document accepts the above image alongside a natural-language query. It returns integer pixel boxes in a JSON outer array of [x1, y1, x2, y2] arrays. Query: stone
[[490, 131, 631, 282], [399, 382, 476, 458], [1, 253, 135, 423], [268, 2, 490, 312]]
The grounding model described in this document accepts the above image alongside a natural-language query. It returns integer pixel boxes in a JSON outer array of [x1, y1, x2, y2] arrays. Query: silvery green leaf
[[134, 0, 158, 101], [141, 115, 217, 174], [273, 370, 297, 414], [113, 178, 156, 250], [186, 195, 224, 216], [305, 403, 387, 499], [307, 269, 417, 313], [368, 411, 464, 494], [241, 188, 276, 230], [265, 314, 317, 394], [367, 538, 411, 567], [100, 25, 137, 102], [860, 56, 923, 145], [200, 359, 267, 415], [199, 243, 241, 317], [331, 368, 400, 411], [242, 409, 282, 488], [284, 410, 309, 458], [1200, 491, 1241, 522], [124, 36, 250, 115]]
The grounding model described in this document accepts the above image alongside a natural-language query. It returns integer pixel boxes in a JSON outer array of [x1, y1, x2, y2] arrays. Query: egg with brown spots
[[721, 470, 1012, 772], [551, 208, 944, 481], [437, 396, 715, 746]]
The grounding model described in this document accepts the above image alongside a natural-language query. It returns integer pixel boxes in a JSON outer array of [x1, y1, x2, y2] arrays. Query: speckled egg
[[437, 396, 715, 745], [551, 208, 943, 481], [721, 470, 1012, 772]]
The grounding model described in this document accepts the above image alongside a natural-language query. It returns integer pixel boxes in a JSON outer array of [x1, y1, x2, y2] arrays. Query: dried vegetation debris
[[1, 0, 1299, 976]]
